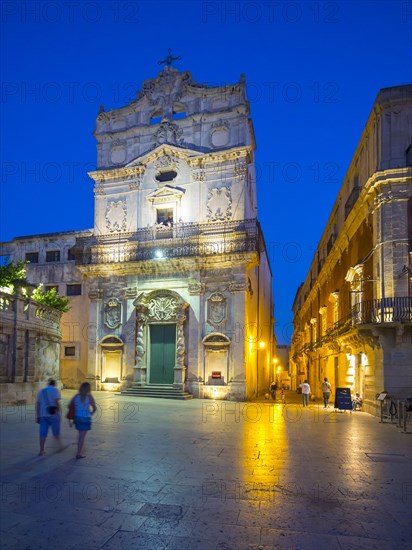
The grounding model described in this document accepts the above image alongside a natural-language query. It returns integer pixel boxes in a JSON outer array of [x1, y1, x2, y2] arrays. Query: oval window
[[155, 170, 177, 183]]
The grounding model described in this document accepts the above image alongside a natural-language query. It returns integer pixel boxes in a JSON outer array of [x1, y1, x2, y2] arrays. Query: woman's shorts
[[74, 416, 91, 431]]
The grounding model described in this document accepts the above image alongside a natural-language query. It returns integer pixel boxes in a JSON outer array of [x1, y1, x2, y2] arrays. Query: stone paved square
[[1, 391, 411, 549]]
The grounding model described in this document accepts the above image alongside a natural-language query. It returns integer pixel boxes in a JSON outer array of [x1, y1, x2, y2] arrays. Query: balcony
[[350, 297, 412, 324], [73, 219, 260, 266]]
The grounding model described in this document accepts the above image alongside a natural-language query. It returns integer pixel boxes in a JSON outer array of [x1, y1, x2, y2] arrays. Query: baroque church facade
[[1, 66, 274, 401]]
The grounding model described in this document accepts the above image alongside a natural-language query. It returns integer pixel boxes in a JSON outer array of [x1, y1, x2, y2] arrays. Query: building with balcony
[[290, 85, 412, 414], [1, 65, 274, 400]]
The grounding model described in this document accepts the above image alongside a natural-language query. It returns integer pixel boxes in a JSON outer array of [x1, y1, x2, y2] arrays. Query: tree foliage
[[0, 260, 27, 287], [32, 286, 71, 313], [0, 261, 70, 313]]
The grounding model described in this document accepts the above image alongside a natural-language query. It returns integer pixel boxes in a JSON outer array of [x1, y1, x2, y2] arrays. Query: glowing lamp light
[[258, 341, 266, 349], [154, 250, 164, 260]]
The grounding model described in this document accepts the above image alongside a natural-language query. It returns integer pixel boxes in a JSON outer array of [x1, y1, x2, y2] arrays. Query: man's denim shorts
[[39, 416, 60, 438]]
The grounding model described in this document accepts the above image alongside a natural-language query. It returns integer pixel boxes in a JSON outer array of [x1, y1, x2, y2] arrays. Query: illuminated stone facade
[[0, 292, 62, 404], [1, 66, 274, 400], [290, 85, 412, 414]]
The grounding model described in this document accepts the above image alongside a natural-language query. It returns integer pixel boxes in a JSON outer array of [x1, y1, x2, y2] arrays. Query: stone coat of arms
[[104, 297, 122, 329], [207, 292, 227, 325]]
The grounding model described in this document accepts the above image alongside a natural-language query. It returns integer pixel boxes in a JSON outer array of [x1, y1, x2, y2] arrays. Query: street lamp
[[253, 340, 266, 398]]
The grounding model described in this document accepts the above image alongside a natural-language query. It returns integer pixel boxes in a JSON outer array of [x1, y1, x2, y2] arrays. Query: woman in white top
[[69, 382, 96, 459]]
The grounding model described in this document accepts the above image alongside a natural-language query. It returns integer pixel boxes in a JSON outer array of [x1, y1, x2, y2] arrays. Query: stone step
[[120, 385, 193, 400]]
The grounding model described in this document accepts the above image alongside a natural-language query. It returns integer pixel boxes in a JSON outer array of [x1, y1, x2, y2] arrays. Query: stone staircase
[[120, 384, 193, 400]]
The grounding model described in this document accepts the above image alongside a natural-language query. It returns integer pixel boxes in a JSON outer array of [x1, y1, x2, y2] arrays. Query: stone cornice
[[88, 144, 252, 183], [76, 252, 258, 277]]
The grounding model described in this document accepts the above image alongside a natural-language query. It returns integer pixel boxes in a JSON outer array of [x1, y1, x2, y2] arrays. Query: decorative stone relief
[[191, 166, 206, 183], [207, 292, 227, 325], [155, 153, 178, 171], [155, 120, 183, 146], [104, 297, 122, 329], [88, 288, 103, 300], [124, 287, 138, 299], [176, 312, 186, 368], [148, 296, 178, 321], [211, 120, 230, 131], [188, 281, 206, 295], [128, 174, 142, 190], [134, 304, 148, 372], [229, 281, 249, 293], [234, 159, 248, 179], [105, 200, 127, 233], [202, 333, 231, 345], [94, 181, 105, 195], [202, 268, 229, 279], [138, 68, 191, 115], [207, 187, 232, 222]]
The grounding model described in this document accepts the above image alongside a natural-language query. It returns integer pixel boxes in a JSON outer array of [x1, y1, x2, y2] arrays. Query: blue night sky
[[1, 1, 411, 343]]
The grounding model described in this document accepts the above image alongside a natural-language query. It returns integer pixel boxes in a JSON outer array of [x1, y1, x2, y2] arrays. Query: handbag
[[66, 398, 75, 420]]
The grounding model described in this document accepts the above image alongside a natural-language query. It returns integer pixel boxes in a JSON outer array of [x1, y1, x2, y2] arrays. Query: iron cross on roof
[[158, 48, 181, 68]]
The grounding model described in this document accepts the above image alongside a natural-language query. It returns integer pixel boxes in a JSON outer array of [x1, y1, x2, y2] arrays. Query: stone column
[[134, 305, 148, 385], [87, 288, 102, 391], [174, 307, 188, 389]]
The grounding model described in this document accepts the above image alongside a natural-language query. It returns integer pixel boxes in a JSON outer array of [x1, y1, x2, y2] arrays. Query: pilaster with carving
[[87, 286, 103, 390], [174, 307, 188, 388], [134, 305, 148, 384]]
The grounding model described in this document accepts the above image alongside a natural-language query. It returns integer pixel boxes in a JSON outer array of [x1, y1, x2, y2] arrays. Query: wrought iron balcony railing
[[73, 219, 260, 265], [293, 297, 412, 356], [350, 297, 412, 324]]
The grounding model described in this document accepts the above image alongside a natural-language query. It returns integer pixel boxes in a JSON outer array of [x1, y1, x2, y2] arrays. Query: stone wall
[[0, 292, 62, 405]]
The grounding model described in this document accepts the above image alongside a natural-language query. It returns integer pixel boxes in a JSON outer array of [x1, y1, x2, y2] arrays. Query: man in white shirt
[[321, 377, 332, 408], [299, 380, 311, 407], [36, 378, 62, 455]]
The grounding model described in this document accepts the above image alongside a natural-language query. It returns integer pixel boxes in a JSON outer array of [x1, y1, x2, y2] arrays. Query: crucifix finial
[[158, 48, 181, 68]]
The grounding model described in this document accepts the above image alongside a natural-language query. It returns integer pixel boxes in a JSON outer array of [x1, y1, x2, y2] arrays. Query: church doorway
[[149, 324, 176, 384]]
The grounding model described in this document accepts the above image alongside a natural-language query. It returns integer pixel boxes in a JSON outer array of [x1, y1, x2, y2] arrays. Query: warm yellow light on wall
[[249, 335, 253, 354], [258, 341, 266, 349]]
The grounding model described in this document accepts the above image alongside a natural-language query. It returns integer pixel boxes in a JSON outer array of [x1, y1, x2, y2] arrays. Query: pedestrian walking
[[321, 377, 332, 408], [68, 382, 97, 459], [36, 378, 62, 456], [270, 381, 278, 401], [299, 380, 311, 407]]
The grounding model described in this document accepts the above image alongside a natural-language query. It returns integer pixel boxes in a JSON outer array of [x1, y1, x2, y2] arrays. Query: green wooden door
[[150, 324, 176, 384]]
